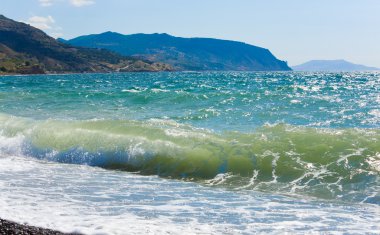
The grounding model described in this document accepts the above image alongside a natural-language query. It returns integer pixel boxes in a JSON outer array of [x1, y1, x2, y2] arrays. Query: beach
[[0, 218, 78, 235]]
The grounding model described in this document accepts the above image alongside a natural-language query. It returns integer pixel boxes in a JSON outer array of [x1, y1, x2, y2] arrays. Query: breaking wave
[[0, 113, 379, 203]]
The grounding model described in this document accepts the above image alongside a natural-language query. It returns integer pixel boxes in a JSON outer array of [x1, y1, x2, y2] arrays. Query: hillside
[[0, 15, 173, 75], [60, 32, 291, 71], [292, 60, 379, 72]]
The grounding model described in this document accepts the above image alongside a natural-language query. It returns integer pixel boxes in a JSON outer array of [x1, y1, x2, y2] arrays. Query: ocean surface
[[0, 72, 379, 234]]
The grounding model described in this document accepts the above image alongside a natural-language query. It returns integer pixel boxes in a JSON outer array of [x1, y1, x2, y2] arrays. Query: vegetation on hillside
[[0, 15, 173, 75]]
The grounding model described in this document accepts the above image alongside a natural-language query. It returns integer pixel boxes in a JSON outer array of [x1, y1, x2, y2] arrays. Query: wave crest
[[0, 113, 379, 202]]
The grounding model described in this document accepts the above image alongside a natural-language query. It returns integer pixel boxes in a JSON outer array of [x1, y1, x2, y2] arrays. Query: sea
[[0, 72, 379, 234]]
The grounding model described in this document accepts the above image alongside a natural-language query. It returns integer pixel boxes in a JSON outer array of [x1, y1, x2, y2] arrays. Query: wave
[[0, 113, 379, 203]]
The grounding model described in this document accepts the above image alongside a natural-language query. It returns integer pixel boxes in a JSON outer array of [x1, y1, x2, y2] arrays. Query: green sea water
[[0, 72, 379, 234]]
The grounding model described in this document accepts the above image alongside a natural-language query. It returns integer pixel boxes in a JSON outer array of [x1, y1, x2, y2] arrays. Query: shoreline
[[0, 70, 297, 77], [0, 219, 80, 235]]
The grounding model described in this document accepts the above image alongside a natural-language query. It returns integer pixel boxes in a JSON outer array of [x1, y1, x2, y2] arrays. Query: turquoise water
[[0, 72, 379, 234]]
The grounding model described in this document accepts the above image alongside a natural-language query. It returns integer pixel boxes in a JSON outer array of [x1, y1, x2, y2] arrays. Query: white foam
[[151, 88, 169, 93], [0, 132, 25, 156], [1, 156, 378, 234]]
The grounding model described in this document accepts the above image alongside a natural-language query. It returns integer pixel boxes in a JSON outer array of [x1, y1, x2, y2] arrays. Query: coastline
[[0, 70, 173, 76], [0, 219, 80, 235]]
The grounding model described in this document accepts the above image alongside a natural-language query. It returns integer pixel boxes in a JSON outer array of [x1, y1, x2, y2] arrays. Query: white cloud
[[25, 15, 63, 38], [38, 0, 56, 7], [69, 0, 95, 7], [37, 0, 95, 7], [50, 32, 64, 38], [26, 15, 55, 30]]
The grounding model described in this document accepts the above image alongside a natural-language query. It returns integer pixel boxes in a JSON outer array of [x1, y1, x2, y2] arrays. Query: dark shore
[[0, 219, 81, 235]]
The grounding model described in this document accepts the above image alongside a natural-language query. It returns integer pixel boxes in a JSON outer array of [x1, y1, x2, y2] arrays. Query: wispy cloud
[[69, 0, 95, 7], [38, 0, 95, 7], [38, 0, 57, 7], [50, 32, 64, 38], [25, 15, 63, 38], [26, 15, 55, 30]]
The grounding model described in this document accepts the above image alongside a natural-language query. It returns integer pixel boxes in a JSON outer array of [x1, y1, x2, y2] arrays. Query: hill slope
[[61, 32, 291, 71], [0, 15, 172, 74], [292, 60, 379, 72]]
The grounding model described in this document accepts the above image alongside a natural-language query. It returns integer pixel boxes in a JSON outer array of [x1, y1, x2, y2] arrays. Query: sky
[[2, 0, 380, 67]]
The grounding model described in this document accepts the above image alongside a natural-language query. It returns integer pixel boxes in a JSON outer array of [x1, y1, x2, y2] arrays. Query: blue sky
[[2, 0, 380, 67]]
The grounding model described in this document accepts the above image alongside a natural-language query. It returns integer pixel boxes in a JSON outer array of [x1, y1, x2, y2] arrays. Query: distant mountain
[[292, 60, 379, 72], [0, 15, 172, 75], [60, 32, 291, 71]]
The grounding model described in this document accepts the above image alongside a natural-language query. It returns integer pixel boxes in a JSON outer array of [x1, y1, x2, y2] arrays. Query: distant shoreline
[[0, 218, 80, 235], [0, 70, 290, 77], [0, 70, 173, 76], [2, 70, 380, 77]]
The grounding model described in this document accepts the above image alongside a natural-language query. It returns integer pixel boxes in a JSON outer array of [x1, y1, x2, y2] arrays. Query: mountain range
[[7, 14, 377, 75], [292, 60, 379, 72], [59, 32, 291, 71], [0, 15, 173, 74]]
